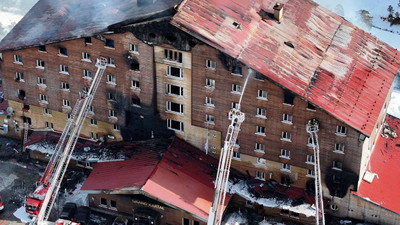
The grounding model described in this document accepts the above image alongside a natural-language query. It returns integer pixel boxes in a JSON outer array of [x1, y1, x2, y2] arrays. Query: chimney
[[273, 3, 284, 22]]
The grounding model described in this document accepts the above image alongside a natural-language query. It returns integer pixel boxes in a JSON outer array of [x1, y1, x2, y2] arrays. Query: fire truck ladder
[[34, 57, 107, 225], [306, 119, 325, 225], [23, 122, 29, 152], [207, 71, 251, 225]]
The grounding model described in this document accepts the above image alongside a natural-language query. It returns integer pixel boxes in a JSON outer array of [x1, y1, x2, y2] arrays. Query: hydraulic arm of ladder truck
[[26, 57, 107, 225]]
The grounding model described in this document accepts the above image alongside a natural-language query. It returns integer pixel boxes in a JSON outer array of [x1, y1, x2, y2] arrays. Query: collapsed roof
[[171, 0, 400, 136], [0, 0, 182, 51]]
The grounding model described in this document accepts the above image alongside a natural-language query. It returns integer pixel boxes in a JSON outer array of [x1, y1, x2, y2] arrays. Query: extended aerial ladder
[[29, 57, 107, 225], [207, 72, 251, 225], [306, 119, 325, 225]]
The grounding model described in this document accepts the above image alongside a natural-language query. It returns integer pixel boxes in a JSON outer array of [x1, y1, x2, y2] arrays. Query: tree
[[396, 12, 400, 19], [388, 5, 394, 17], [398, 0, 400, 8]]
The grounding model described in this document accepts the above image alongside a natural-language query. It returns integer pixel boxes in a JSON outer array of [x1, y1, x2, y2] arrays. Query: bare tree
[[388, 5, 394, 17]]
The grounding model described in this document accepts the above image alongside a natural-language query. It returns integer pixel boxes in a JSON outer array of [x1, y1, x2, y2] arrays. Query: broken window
[[130, 58, 140, 71], [164, 49, 182, 63], [283, 90, 294, 105], [38, 45, 46, 52], [36, 59, 45, 68], [23, 116, 32, 125], [167, 119, 184, 132], [280, 209, 290, 215], [193, 221, 200, 225], [307, 103, 316, 110], [166, 101, 183, 114], [231, 66, 242, 75], [15, 72, 24, 81], [281, 175, 291, 185], [18, 89, 26, 100], [333, 161, 343, 170], [255, 72, 265, 80], [23, 104, 30, 111], [110, 200, 116, 208], [105, 39, 114, 48], [131, 80, 140, 89], [307, 137, 316, 147], [58, 47, 68, 56], [84, 37, 92, 44], [166, 66, 183, 78], [166, 84, 183, 96], [132, 96, 141, 106], [182, 218, 190, 225], [107, 92, 116, 101]]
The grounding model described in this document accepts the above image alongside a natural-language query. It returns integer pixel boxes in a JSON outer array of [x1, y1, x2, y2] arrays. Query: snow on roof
[[353, 114, 400, 215], [171, 0, 400, 136], [0, 0, 182, 52]]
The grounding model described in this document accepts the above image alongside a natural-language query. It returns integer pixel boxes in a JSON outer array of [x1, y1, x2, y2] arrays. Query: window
[[23, 116, 32, 125], [61, 82, 70, 90], [231, 66, 242, 75], [84, 37, 92, 44], [36, 59, 45, 68], [113, 124, 120, 131], [166, 84, 183, 96], [206, 114, 215, 124], [15, 72, 24, 81], [256, 108, 266, 118], [37, 77, 46, 85], [130, 44, 139, 53], [166, 101, 183, 114], [281, 163, 291, 172], [330, 204, 338, 211], [86, 161, 94, 168], [307, 103, 316, 110], [232, 151, 240, 160], [81, 52, 91, 61], [105, 38, 115, 48], [83, 69, 92, 78], [307, 137, 316, 147], [22, 104, 30, 112], [280, 209, 290, 215], [66, 113, 72, 120], [336, 125, 347, 136], [333, 161, 343, 170], [108, 109, 117, 118], [89, 105, 94, 114], [231, 84, 242, 93], [206, 60, 216, 69], [334, 143, 345, 153], [281, 131, 291, 141], [132, 96, 141, 106], [166, 66, 183, 78], [256, 126, 266, 135], [255, 171, 266, 180], [167, 119, 184, 132], [62, 99, 70, 107], [291, 212, 300, 218], [193, 221, 200, 225], [255, 72, 265, 80], [90, 118, 97, 126], [107, 92, 116, 101], [283, 90, 294, 105], [306, 155, 315, 164], [256, 157, 266, 165], [38, 45, 46, 52], [100, 198, 107, 206], [106, 74, 116, 84], [13, 55, 22, 63], [257, 90, 267, 99], [130, 58, 140, 71], [45, 122, 54, 129], [231, 102, 239, 110], [206, 78, 215, 88], [107, 57, 115, 66], [164, 49, 182, 63], [255, 143, 265, 153], [182, 218, 190, 225], [205, 97, 215, 106], [131, 80, 140, 89], [280, 149, 290, 159], [110, 200, 117, 208], [82, 87, 89, 94], [58, 47, 68, 56], [39, 94, 48, 103], [59, 65, 69, 74], [282, 114, 293, 124], [307, 169, 315, 177], [18, 89, 26, 100], [44, 108, 52, 115], [90, 132, 98, 140]]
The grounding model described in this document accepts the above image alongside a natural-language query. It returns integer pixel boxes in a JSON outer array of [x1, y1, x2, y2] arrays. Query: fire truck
[[25, 58, 107, 225]]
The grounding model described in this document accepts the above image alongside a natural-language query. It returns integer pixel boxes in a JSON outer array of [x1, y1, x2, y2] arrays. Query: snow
[[61, 183, 88, 207], [223, 211, 248, 225], [14, 206, 33, 223], [228, 180, 315, 217], [0, 169, 18, 191]]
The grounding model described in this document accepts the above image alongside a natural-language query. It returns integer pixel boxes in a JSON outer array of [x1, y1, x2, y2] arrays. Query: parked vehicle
[[0, 195, 4, 210], [112, 216, 128, 225], [59, 202, 77, 221], [25, 184, 49, 216], [74, 206, 90, 225]]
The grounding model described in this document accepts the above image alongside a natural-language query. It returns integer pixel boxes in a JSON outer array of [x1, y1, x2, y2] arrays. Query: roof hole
[[284, 41, 294, 48], [233, 22, 241, 30]]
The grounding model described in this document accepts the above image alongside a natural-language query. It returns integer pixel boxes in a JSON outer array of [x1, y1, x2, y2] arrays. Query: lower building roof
[[353, 114, 400, 215]]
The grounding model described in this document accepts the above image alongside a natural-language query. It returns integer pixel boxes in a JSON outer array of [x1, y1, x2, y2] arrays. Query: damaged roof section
[[0, 0, 182, 52], [171, 0, 400, 136]]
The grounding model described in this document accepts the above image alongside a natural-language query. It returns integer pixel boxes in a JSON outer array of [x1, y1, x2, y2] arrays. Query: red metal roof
[[171, 0, 400, 136], [81, 150, 160, 190], [353, 115, 400, 214]]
